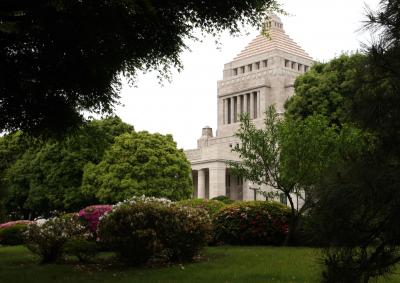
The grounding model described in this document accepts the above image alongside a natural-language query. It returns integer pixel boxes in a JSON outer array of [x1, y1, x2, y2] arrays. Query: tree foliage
[[3, 117, 133, 218], [286, 1, 400, 281], [284, 54, 367, 125], [82, 131, 192, 203], [227, 106, 364, 244], [0, 0, 280, 135]]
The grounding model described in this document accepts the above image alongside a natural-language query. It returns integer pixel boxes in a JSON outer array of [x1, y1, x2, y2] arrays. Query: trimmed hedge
[[211, 195, 235, 204], [177, 199, 225, 218], [0, 223, 29, 245], [98, 197, 211, 265], [213, 201, 291, 246]]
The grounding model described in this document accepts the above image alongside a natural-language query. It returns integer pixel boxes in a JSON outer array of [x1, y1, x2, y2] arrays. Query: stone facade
[[185, 15, 314, 205]]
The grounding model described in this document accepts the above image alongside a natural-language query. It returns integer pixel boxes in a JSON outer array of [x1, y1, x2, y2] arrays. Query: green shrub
[[0, 224, 28, 245], [211, 195, 235, 204], [63, 238, 98, 262], [177, 199, 225, 218], [213, 201, 291, 246], [25, 216, 88, 263], [98, 196, 211, 265]]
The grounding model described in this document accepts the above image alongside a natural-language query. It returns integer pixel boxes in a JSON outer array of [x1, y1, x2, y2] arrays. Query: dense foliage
[[0, 223, 29, 245], [284, 1, 400, 281], [2, 117, 133, 218], [284, 54, 367, 125], [213, 201, 290, 246], [0, 0, 280, 135], [98, 197, 211, 264], [82, 131, 192, 203], [177, 199, 226, 218]]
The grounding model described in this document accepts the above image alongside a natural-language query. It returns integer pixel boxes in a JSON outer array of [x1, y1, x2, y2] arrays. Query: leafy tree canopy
[[82, 131, 192, 203], [0, 0, 280, 135], [3, 116, 133, 218], [227, 106, 368, 244], [284, 53, 367, 125]]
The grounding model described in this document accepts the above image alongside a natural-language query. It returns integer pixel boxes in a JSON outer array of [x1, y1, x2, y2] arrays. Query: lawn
[[1, 245, 399, 283]]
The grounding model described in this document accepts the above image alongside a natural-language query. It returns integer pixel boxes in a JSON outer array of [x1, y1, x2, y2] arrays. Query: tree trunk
[[283, 193, 297, 246]]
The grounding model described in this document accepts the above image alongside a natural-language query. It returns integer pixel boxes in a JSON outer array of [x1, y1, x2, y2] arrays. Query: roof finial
[[263, 14, 284, 32]]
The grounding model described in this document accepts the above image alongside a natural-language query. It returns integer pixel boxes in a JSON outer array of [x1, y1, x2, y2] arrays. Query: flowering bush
[[98, 196, 211, 264], [25, 216, 88, 263], [0, 220, 32, 229], [78, 205, 113, 233], [177, 199, 226, 218], [213, 201, 291, 246], [0, 221, 31, 245]]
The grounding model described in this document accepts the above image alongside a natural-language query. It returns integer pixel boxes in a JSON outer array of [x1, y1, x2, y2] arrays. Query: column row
[[223, 91, 259, 125]]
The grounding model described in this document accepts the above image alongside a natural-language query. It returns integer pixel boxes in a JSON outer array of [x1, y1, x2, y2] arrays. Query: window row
[[223, 92, 259, 125], [284, 59, 309, 72], [232, 60, 268, 76]]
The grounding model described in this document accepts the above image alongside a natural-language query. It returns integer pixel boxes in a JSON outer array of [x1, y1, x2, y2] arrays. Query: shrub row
[[0, 197, 292, 264]]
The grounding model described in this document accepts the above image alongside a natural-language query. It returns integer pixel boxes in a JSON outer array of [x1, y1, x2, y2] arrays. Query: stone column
[[209, 163, 226, 199], [223, 99, 229, 125], [249, 92, 254, 119], [230, 96, 235, 123], [243, 94, 248, 115], [236, 95, 241, 121], [197, 169, 206, 199]]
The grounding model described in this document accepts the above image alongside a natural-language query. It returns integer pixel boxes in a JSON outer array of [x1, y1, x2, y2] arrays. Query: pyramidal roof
[[234, 15, 312, 61]]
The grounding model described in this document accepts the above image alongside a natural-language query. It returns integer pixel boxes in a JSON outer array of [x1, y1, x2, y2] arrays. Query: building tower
[[185, 15, 314, 202]]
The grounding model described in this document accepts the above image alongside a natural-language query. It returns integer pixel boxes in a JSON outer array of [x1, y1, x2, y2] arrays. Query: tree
[[227, 106, 361, 245], [286, 1, 400, 281], [82, 131, 192, 203], [0, 0, 280, 135], [284, 53, 367, 125], [4, 117, 133, 218]]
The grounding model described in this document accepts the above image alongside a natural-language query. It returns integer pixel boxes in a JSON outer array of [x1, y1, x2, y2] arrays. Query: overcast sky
[[115, 0, 380, 150]]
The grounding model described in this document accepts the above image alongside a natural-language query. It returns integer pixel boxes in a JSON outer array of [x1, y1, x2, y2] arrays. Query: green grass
[[0, 245, 399, 283]]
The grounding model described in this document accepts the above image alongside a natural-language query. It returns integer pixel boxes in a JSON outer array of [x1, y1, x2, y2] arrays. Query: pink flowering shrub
[[213, 201, 290, 246], [0, 220, 32, 229], [78, 205, 113, 233]]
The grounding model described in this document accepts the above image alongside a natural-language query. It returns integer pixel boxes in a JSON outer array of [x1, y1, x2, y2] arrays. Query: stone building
[[185, 15, 314, 204]]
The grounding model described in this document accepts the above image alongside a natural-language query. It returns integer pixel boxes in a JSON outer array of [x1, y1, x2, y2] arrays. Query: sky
[[115, 0, 381, 150]]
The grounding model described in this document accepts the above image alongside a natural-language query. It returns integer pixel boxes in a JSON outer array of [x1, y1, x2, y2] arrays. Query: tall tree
[[82, 131, 192, 203], [0, 0, 280, 135], [286, 1, 400, 281], [227, 106, 362, 245], [4, 117, 133, 218]]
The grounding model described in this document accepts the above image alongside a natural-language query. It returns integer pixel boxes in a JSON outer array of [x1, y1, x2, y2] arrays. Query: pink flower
[[78, 205, 113, 232], [0, 220, 32, 229]]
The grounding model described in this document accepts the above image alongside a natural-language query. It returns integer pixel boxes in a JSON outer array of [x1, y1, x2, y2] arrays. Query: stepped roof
[[234, 15, 313, 61]]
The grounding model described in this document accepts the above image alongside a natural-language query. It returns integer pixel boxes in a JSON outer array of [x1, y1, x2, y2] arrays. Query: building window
[[298, 64, 303, 71], [255, 62, 260, 70], [240, 66, 245, 74], [262, 59, 268, 67], [285, 59, 290, 67], [233, 68, 238, 76], [291, 62, 297, 69], [304, 65, 309, 72], [240, 95, 244, 114], [247, 64, 252, 72]]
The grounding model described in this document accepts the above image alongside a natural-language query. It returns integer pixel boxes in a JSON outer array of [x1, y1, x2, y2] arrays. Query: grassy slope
[[0, 246, 399, 283]]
